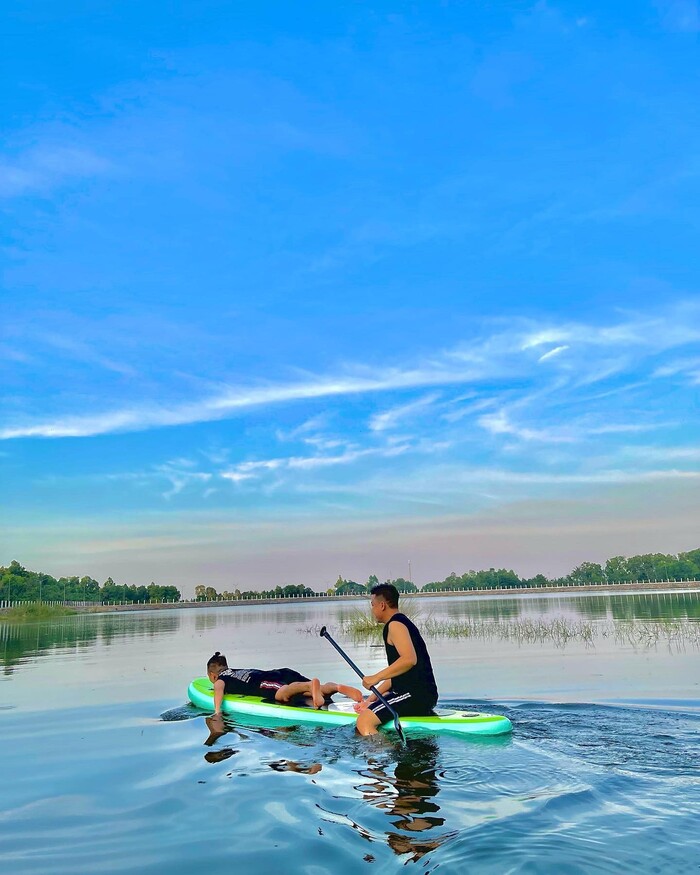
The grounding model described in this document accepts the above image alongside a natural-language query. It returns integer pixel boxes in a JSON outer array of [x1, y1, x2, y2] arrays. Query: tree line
[[0, 561, 181, 603], [2, 547, 699, 604], [422, 548, 700, 592]]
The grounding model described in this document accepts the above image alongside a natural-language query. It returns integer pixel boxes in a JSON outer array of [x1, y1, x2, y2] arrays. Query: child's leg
[[275, 679, 326, 708], [274, 680, 312, 702], [320, 682, 363, 702]]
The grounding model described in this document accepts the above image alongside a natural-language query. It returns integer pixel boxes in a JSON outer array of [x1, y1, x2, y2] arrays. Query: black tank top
[[383, 613, 438, 704]]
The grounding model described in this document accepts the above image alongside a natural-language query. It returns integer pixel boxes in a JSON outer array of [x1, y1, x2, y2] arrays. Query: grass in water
[[331, 612, 700, 650], [0, 604, 78, 622]]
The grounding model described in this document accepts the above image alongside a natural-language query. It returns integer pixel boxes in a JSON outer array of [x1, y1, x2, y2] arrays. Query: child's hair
[[207, 651, 228, 671]]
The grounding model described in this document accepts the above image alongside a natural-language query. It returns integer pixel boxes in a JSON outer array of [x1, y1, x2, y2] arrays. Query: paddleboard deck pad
[[188, 677, 512, 736]]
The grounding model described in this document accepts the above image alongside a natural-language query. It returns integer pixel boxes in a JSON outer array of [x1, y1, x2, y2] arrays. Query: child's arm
[[213, 678, 225, 714]]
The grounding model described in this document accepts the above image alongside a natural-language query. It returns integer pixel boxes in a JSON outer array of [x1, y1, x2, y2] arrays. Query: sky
[[2, 1, 700, 595]]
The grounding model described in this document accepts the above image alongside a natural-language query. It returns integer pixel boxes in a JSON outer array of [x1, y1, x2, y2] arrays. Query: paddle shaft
[[319, 626, 405, 742]]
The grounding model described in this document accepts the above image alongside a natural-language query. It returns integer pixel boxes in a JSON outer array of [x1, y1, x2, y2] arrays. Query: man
[[355, 583, 438, 736]]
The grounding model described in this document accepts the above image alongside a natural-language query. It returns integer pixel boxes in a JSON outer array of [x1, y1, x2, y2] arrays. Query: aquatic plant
[[328, 612, 700, 650], [0, 604, 77, 622]]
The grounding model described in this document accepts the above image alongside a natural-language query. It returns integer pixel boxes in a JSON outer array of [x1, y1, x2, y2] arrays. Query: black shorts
[[368, 690, 436, 723], [257, 668, 310, 698]]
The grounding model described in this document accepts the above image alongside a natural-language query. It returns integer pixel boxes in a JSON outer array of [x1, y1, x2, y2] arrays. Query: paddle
[[319, 625, 406, 743]]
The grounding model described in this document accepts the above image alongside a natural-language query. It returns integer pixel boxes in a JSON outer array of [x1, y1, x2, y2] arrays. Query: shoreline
[[76, 578, 700, 613]]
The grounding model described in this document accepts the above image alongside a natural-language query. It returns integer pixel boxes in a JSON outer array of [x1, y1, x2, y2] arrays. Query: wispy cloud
[[0, 366, 482, 439], [538, 345, 569, 363], [2, 303, 698, 441], [652, 357, 700, 383], [34, 333, 138, 377], [655, 0, 700, 33], [0, 146, 112, 198], [477, 409, 576, 443], [369, 393, 440, 432], [221, 443, 411, 482]]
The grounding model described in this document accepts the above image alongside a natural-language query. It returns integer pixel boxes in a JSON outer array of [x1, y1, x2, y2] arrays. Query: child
[[206, 651, 362, 715]]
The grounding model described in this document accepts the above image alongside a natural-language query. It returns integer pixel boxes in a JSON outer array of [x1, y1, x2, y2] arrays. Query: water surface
[[1, 593, 699, 873]]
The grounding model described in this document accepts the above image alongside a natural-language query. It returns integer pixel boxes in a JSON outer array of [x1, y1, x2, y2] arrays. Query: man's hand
[[362, 673, 381, 690]]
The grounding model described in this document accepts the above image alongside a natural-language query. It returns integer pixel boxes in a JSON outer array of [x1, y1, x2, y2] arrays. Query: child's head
[[207, 651, 228, 682]]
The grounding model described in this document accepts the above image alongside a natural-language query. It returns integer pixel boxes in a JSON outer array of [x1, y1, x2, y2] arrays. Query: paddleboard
[[188, 677, 512, 736]]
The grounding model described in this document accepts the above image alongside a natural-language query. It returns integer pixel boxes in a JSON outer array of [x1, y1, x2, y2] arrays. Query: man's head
[[207, 651, 228, 683], [369, 583, 399, 623]]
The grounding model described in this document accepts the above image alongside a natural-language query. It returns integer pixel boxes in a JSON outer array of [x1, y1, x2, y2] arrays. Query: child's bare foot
[[311, 678, 325, 709], [353, 698, 370, 713], [337, 683, 363, 703]]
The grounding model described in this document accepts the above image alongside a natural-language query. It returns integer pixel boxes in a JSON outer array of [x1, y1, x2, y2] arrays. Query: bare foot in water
[[311, 678, 325, 709], [336, 683, 363, 703]]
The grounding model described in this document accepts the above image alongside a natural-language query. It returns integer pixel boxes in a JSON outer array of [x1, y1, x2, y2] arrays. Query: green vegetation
[[422, 548, 700, 592], [0, 603, 77, 622], [0, 561, 181, 604], [337, 613, 700, 650], [193, 583, 317, 600], [1, 546, 698, 607]]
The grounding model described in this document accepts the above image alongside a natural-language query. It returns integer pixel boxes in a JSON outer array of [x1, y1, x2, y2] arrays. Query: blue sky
[[2, 1, 699, 593]]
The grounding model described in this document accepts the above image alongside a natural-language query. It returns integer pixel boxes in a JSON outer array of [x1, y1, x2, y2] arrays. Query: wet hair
[[207, 651, 228, 672], [370, 583, 399, 608]]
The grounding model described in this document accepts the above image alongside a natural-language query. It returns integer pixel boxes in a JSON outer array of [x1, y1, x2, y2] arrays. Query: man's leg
[[356, 708, 382, 736]]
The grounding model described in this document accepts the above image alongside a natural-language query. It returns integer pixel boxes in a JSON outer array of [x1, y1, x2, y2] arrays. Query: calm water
[[1, 592, 699, 873]]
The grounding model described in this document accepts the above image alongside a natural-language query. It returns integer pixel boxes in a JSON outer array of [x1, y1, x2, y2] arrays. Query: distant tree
[[336, 579, 367, 595], [389, 577, 418, 594], [604, 556, 631, 582], [567, 562, 606, 585], [524, 573, 550, 588]]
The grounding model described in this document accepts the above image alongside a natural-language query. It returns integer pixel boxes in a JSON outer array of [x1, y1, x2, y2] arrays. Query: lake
[[1, 591, 699, 873]]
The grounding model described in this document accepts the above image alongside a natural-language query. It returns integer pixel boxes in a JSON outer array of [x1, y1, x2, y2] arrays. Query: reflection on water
[[2, 593, 699, 714], [0, 664, 699, 874], [0, 612, 180, 673], [180, 698, 699, 872], [201, 713, 324, 773], [356, 738, 449, 862], [437, 590, 700, 622], [2, 590, 697, 673]]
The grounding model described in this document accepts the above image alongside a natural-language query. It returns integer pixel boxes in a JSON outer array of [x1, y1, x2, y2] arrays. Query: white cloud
[[0, 366, 482, 439], [369, 393, 440, 432], [221, 443, 412, 482], [538, 345, 569, 363], [478, 409, 575, 443], [652, 357, 700, 382], [2, 303, 698, 440], [656, 0, 700, 33], [0, 146, 112, 198]]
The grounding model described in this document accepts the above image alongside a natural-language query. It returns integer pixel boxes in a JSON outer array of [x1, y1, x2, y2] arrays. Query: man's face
[[370, 595, 385, 621]]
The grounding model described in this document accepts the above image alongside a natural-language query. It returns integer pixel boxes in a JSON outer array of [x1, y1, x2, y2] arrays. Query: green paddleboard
[[188, 677, 512, 736]]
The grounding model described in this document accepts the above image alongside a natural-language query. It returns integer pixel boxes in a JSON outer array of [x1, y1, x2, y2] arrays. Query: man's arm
[[362, 621, 417, 689]]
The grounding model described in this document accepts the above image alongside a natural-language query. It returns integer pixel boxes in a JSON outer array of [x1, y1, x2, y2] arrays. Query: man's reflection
[[356, 738, 450, 863]]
